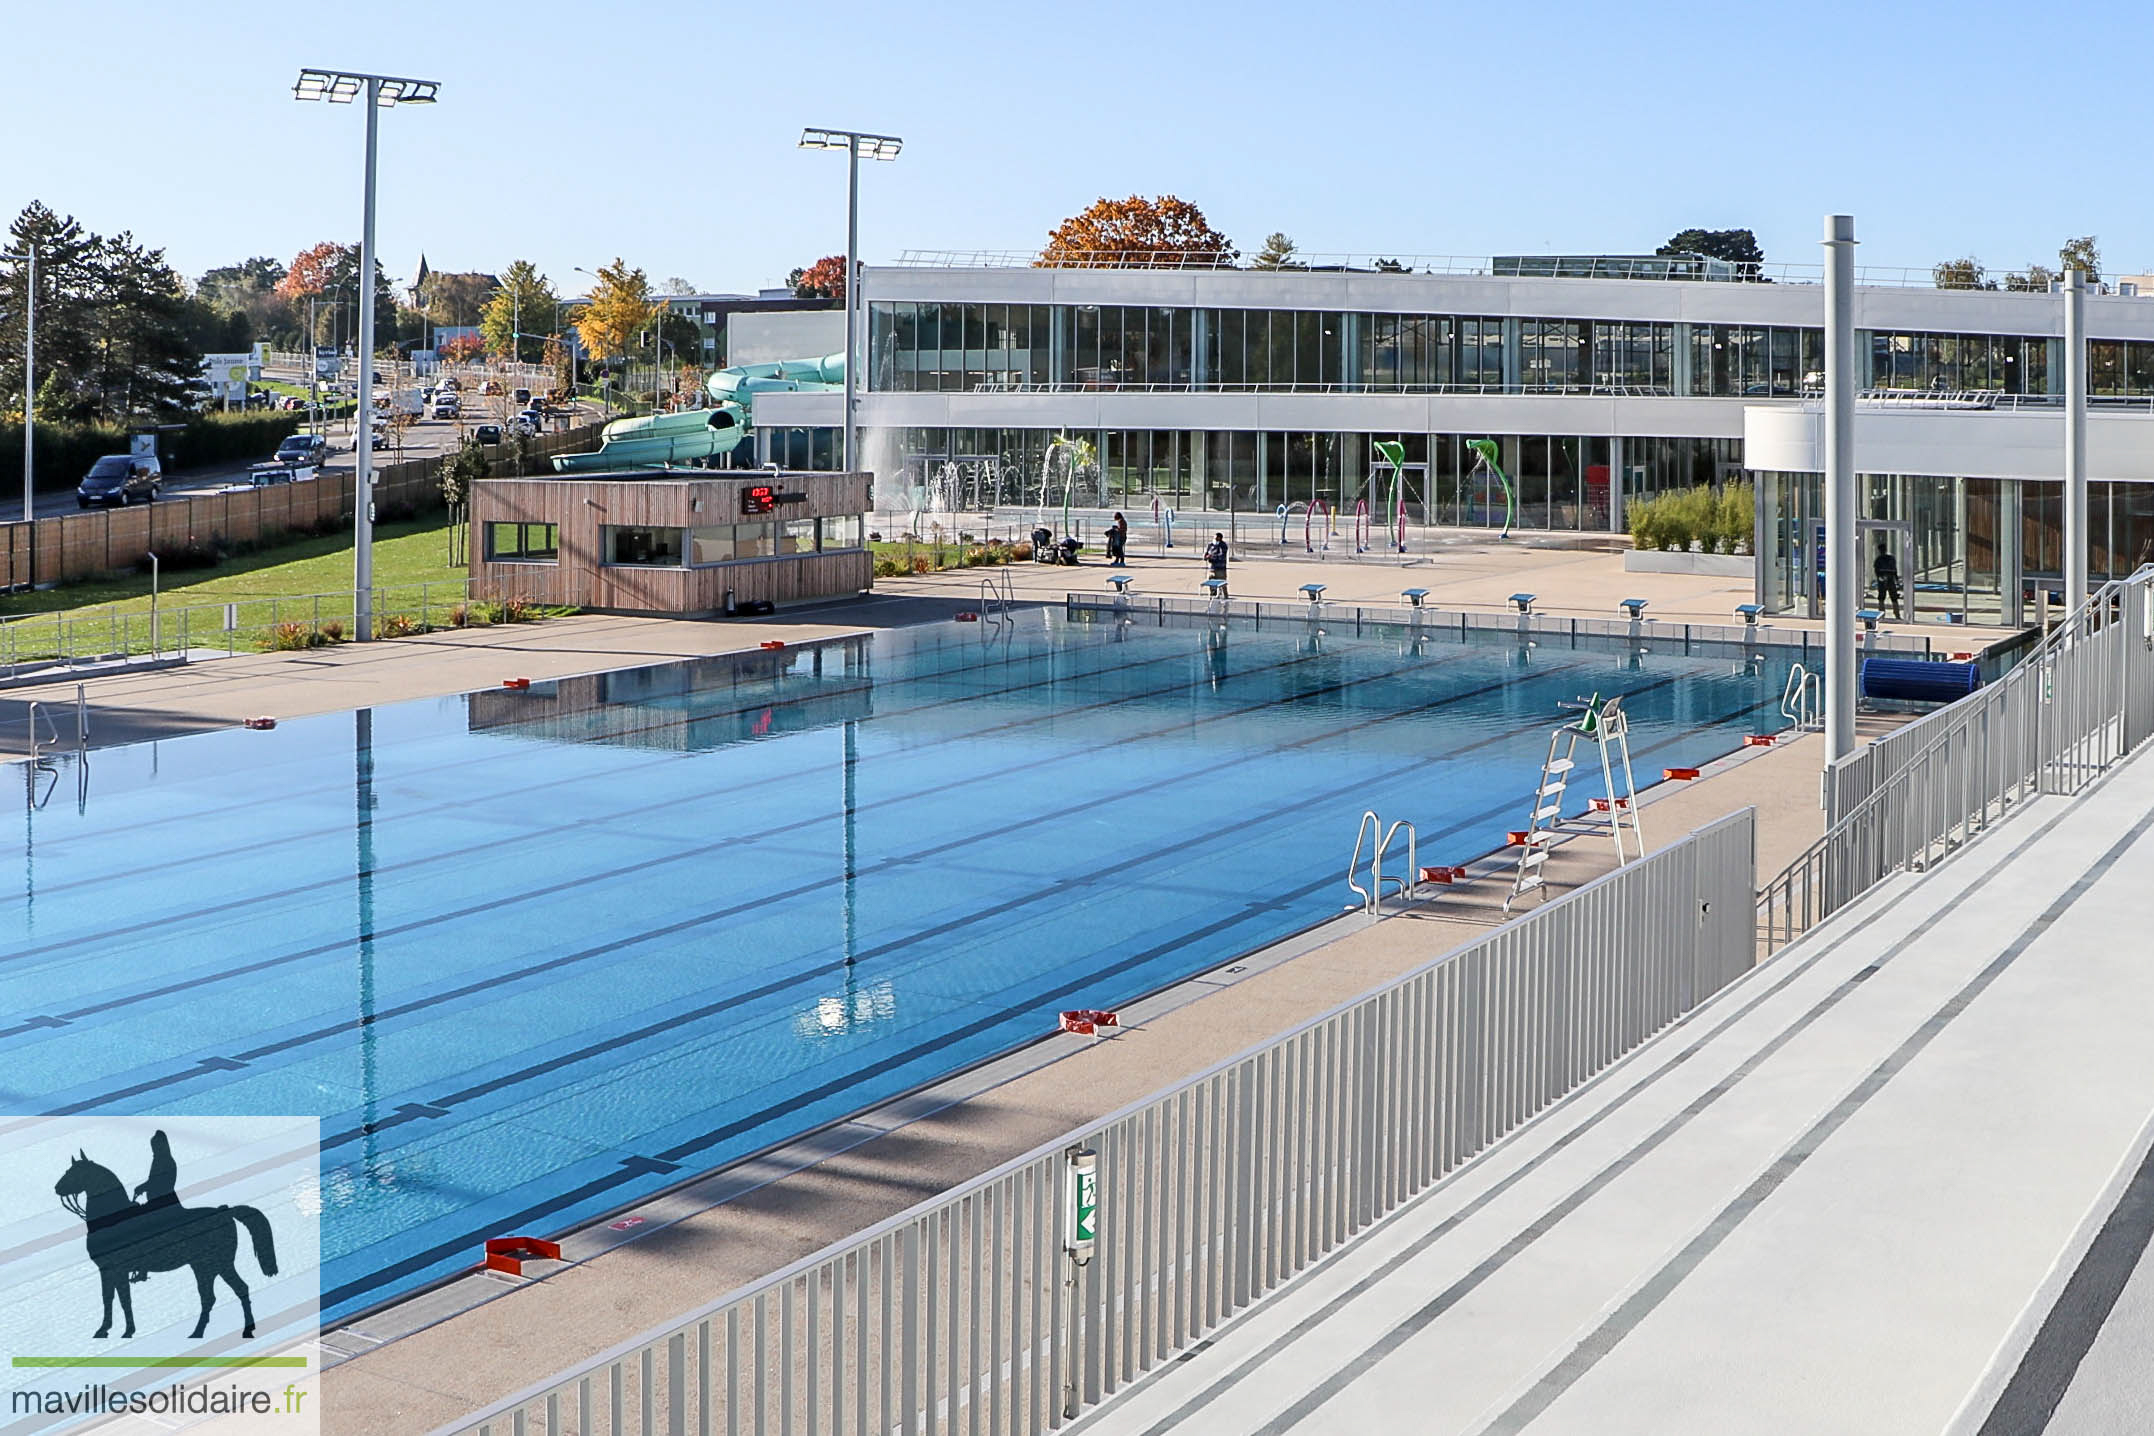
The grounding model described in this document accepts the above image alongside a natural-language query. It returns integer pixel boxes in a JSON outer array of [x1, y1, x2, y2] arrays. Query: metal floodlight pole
[[5, 245, 34, 527], [2064, 267, 2088, 611], [801, 127, 903, 476], [293, 66, 438, 641], [1823, 214, 1859, 764]]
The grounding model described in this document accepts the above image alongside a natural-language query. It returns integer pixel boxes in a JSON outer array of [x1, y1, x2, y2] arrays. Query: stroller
[[1031, 526, 1082, 566]]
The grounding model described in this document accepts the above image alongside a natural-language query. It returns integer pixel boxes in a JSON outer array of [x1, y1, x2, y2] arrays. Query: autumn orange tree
[[790, 255, 847, 299], [1038, 196, 1235, 268]]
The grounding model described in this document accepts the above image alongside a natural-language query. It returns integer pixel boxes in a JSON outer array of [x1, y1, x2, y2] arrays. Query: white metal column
[[2064, 267, 2088, 610], [1607, 434, 1625, 533], [1823, 214, 1858, 763], [353, 77, 380, 641]]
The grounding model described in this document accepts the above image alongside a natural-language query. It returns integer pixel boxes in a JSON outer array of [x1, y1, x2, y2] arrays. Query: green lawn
[[0, 520, 497, 663], [0, 518, 464, 621]]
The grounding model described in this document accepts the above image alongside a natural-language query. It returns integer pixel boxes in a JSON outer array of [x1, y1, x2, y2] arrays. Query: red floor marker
[[760, 640, 787, 651], [1744, 734, 1775, 747], [502, 677, 531, 690], [483, 1236, 562, 1276], [242, 717, 277, 730], [1664, 767, 1701, 781]]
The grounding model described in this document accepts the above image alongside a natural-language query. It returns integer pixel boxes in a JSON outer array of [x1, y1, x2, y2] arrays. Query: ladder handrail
[[1346, 810, 1380, 917], [1780, 663, 1821, 730], [24, 700, 59, 761]]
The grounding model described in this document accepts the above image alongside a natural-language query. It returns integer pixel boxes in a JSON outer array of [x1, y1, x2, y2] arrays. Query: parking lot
[[0, 377, 603, 524]]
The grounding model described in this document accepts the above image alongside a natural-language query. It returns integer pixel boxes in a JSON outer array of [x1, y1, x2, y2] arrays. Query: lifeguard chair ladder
[[1506, 693, 1644, 911]]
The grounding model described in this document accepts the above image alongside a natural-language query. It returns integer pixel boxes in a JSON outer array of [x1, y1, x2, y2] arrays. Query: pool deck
[[0, 545, 1970, 1433]]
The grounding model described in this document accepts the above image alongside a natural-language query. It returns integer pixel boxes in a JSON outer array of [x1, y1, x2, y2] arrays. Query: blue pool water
[[0, 609, 1795, 1318]]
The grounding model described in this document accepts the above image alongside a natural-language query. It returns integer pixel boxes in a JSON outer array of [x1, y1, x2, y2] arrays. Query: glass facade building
[[750, 263, 2154, 624]]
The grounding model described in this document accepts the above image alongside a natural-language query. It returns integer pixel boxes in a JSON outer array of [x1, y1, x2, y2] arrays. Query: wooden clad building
[[471, 470, 872, 616]]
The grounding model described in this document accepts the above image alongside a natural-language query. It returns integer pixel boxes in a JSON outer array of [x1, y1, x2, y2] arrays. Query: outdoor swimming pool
[[0, 609, 1797, 1319]]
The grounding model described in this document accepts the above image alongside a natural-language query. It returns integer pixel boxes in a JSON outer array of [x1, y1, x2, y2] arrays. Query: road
[[0, 383, 604, 525]]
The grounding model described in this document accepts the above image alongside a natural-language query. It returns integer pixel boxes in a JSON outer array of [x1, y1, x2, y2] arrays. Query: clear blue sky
[[3, 0, 2147, 296]]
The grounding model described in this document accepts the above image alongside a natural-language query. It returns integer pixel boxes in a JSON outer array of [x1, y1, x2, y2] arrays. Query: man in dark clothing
[[1874, 542, 1903, 619], [1205, 533, 1229, 580], [1106, 512, 1128, 566]]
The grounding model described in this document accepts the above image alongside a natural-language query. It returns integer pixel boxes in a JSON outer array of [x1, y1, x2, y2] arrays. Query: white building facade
[[747, 259, 2154, 626]]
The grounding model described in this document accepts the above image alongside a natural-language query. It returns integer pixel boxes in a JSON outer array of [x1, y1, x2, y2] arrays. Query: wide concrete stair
[[1078, 742, 2154, 1435]]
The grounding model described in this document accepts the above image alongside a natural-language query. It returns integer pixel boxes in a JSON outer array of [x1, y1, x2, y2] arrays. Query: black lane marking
[[1126, 791, 2089, 1436], [96, 657, 1623, 1121], [0, 623, 1502, 967], [0, 624, 1240, 897], [1976, 1119, 2154, 1431], [1468, 803, 2154, 1436], [13, 641, 1606, 1054], [279, 695, 1760, 1313]]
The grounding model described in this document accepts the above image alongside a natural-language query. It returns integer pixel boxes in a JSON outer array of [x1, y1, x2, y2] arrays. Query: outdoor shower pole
[[1823, 214, 1859, 765]]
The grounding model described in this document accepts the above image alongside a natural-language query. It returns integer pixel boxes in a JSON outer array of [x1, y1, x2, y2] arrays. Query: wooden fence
[[0, 424, 603, 591]]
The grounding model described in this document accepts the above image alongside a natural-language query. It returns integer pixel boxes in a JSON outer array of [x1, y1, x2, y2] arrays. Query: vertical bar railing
[[431, 809, 1757, 1436], [1761, 565, 2154, 954]]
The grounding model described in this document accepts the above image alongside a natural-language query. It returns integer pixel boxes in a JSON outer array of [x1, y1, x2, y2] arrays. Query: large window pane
[[604, 526, 683, 565]]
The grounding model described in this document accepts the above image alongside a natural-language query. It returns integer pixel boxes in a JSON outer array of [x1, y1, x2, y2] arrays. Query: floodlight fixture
[[799, 127, 903, 160], [293, 68, 439, 107]]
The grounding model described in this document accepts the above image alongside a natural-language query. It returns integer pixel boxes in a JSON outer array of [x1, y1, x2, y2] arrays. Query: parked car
[[432, 395, 461, 419], [278, 395, 306, 411], [275, 433, 329, 465], [512, 387, 531, 406], [480, 380, 503, 396], [472, 423, 503, 445], [246, 461, 303, 487], [439, 375, 461, 392], [76, 453, 162, 508]]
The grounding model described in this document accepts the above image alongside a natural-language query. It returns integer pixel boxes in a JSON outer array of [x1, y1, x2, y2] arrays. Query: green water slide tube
[[1465, 438, 1517, 538], [551, 353, 848, 473]]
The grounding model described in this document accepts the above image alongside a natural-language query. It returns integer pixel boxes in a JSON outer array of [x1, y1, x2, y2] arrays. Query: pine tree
[[1251, 233, 1300, 271]]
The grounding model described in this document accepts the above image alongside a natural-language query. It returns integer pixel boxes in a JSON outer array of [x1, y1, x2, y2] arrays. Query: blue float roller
[[1861, 657, 1982, 703]]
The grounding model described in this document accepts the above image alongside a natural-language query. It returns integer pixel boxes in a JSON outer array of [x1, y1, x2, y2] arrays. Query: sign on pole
[[1065, 1147, 1097, 1264]]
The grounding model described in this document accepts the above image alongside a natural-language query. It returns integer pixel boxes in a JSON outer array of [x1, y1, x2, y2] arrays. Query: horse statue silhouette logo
[[52, 1131, 279, 1341]]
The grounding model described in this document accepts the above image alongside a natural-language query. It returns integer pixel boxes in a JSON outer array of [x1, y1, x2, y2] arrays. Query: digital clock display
[[741, 484, 777, 515]]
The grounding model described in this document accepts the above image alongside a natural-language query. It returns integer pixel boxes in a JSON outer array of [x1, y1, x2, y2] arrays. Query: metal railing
[[886, 250, 2092, 291], [1345, 810, 1417, 919], [1064, 593, 1934, 660], [1763, 565, 2154, 952], [1780, 664, 1822, 732], [432, 808, 1756, 1436]]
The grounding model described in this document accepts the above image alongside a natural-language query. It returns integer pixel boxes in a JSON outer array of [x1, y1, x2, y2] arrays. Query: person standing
[[1106, 512, 1129, 566], [1205, 532, 1229, 581], [1873, 540, 1903, 620]]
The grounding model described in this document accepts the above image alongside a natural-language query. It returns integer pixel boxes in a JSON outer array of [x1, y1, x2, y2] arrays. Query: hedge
[[0, 411, 313, 494]]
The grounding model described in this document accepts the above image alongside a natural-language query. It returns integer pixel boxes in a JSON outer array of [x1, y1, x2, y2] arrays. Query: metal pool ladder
[[1346, 809, 1418, 919], [1781, 663, 1822, 731]]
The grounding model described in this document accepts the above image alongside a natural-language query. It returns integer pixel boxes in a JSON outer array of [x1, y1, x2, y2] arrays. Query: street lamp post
[[799, 127, 902, 475], [293, 67, 438, 642], [5, 244, 36, 526]]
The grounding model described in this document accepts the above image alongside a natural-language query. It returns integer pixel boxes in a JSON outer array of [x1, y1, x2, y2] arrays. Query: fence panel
[[433, 808, 1758, 1436], [1764, 565, 2154, 953]]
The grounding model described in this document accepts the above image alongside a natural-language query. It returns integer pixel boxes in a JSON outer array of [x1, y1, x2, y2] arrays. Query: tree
[[420, 271, 496, 326], [792, 255, 847, 299], [661, 276, 701, 296], [197, 256, 297, 348], [480, 260, 561, 363], [1932, 257, 1994, 290], [2060, 235, 2101, 282], [0, 203, 202, 424], [439, 333, 486, 363], [1657, 228, 1764, 279], [574, 258, 656, 364], [1250, 232, 1301, 270], [2004, 263, 2060, 293], [275, 241, 393, 348], [1038, 195, 1235, 268]]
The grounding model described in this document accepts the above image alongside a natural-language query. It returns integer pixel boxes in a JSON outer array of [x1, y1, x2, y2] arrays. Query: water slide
[[552, 353, 847, 473]]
